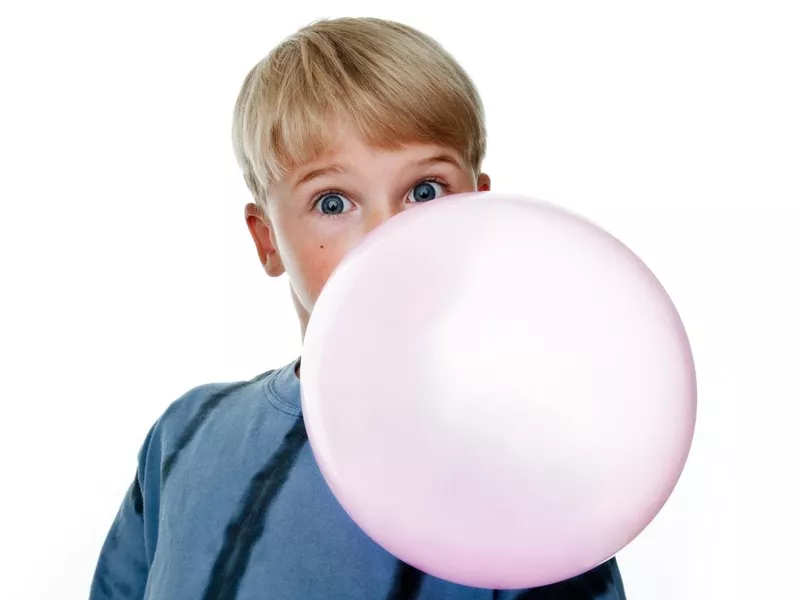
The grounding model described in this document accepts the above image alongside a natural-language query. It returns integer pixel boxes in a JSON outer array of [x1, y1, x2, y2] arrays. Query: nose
[[363, 203, 403, 236]]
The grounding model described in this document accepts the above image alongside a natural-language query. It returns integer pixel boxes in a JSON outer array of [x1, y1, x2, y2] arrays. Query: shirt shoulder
[[134, 369, 277, 490], [158, 369, 274, 441]]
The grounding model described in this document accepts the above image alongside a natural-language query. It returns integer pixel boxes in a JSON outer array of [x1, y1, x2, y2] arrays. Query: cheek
[[293, 241, 349, 306], [276, 214, 364, 307]]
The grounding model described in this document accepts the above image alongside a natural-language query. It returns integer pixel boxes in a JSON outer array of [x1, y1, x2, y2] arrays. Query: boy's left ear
[[477, 173, 491, 192]]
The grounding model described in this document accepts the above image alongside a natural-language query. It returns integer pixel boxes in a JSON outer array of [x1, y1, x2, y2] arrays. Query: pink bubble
[[301, 192, 696, 589]]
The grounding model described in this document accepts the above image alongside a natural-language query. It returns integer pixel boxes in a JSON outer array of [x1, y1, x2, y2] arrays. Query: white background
[[1, 1, 798, 598]]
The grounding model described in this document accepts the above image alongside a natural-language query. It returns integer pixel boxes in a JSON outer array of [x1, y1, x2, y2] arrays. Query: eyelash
[[310, 177, 451, 217]]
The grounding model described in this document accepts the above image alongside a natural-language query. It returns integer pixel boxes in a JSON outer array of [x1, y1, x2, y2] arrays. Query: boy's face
[[245, 121, 491, 336]]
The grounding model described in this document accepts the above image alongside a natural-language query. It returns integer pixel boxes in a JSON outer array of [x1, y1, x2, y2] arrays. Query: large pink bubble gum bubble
[[300, 192, 696, 589]]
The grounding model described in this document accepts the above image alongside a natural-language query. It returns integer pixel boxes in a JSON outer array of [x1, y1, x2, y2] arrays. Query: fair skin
[[244, 122, 491, 354]]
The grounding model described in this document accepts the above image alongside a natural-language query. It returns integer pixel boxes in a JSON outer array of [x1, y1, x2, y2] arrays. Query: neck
[[290, 285, 309, 380]]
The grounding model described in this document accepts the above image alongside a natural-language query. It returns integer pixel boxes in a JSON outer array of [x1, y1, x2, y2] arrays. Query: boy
[[90, 17, 627, 599]]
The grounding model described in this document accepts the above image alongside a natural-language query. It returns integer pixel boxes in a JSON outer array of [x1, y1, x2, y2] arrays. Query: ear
[[245, 203, 285, 277], [477, 173, 491, 192]]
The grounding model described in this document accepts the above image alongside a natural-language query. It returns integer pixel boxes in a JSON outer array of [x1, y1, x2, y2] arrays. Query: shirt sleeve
[[501, 557, 627, 599], [89, 424, 159, 600]]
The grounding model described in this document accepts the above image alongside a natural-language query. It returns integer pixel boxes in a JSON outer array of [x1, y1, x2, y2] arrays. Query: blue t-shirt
[[90, 359, 627, 599]]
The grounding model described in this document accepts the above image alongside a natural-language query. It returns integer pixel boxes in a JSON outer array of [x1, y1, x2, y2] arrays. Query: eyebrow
[[291, 153, 464, 190], [292, 164, 345, 190], [417, 153, 464, 170]]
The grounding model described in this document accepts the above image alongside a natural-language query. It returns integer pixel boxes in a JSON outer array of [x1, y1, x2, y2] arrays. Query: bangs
[[233, 18, 486, 202]]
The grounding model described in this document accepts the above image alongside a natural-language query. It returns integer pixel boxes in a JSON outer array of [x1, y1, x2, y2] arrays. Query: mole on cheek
[[320, 245, 324, 249]]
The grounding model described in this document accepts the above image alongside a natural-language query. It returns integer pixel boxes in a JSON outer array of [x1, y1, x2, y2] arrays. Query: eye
[[407, 180, 446, 204], [314, 192, 354, 216]]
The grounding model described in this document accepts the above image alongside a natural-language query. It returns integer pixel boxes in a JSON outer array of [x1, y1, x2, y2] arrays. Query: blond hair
[[232, 17, 487, 206]]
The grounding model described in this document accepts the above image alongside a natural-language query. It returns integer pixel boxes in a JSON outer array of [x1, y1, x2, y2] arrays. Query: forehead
[[283, 125, 468, 189]]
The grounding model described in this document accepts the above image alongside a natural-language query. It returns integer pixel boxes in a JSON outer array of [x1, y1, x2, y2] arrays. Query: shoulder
[[137, 370, 276, 472], [162, 376, 269, 430]]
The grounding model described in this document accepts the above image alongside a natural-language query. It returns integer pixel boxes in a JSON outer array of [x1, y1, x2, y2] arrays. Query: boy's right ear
[[244, 203, 285, 277]]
